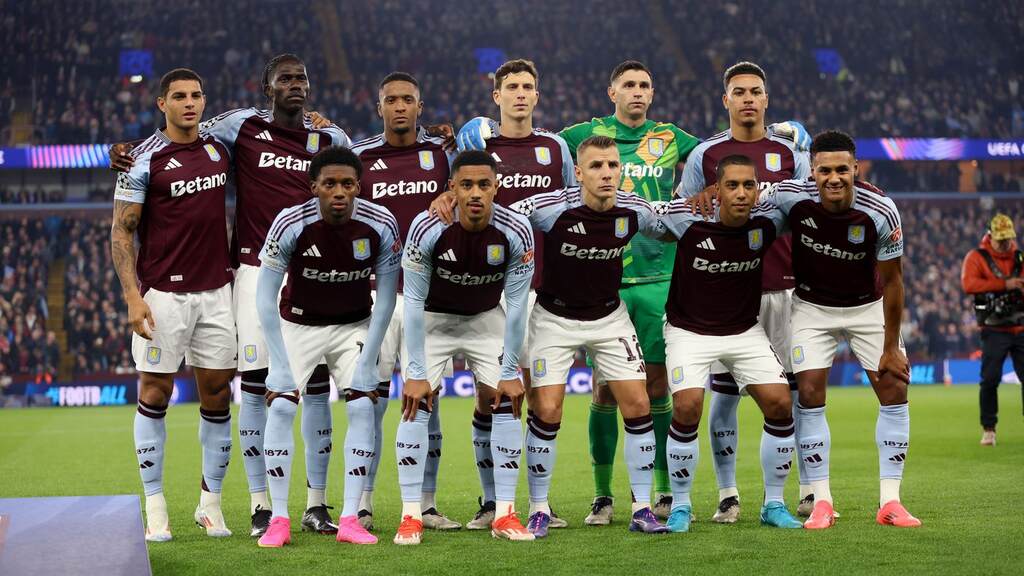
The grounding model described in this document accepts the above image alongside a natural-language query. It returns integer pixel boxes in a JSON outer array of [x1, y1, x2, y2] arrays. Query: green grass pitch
[[1, 385, 1022, 575]]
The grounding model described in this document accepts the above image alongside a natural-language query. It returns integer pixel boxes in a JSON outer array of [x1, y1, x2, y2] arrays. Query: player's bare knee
[[139, 373, 173, 406], [796, 373, 826, 407], [476, 384, 496, 412], [645, 365, 669, 399], [873, 372, 908, 406], [671, 392, 702, 426], [593, 382, 617, 405]]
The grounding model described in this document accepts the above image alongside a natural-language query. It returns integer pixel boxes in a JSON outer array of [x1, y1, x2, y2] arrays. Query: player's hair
[[810, 130, 857, 157], [380, 71, 419, 90], [308, 146, 362, 181], [609, 60, 652, 85], [723, 61, 768, 92], [493, 59, 538, 90], [715, 154, 756, 182], [576, 135, 617, 158], [451, 150, 498, 175], [159, 68, 203, 97], [262, 53, 305, 96]]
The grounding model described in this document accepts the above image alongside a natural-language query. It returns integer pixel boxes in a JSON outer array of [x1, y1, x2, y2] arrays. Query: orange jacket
[[962, 234, 1024, 333]]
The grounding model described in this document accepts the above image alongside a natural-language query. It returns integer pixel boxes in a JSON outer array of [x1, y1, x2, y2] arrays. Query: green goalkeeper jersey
[[560, 115, 699, 284]]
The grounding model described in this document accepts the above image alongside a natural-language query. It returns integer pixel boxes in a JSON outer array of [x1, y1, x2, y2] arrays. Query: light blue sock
[[792, 390, 810, 488], [797, 404, 830, 482], [364, 381, 390, 495], [301, 378, 332, 499], [526, 415, 559, 507], [666, 421, 699, 507], [472, 410, 495, 503], [264, 394, 299, 518], [423, 397, 442, 495], [623, 414, 656, 507], [491, 400, 523, 504], [199, 407, 232, 493], [762, 417, 796, 504], [396, 407, 430, 502], [877, 403, 910, 480], [343, 394, 375, 517], [135, 400, 167, 496], [238, 373, 268, 494], [709, 387, 741, 491]]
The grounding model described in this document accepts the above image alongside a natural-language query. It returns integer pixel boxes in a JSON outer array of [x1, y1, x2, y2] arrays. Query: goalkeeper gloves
[[768, 120, 812, 152], [456, 116, 499, 152]]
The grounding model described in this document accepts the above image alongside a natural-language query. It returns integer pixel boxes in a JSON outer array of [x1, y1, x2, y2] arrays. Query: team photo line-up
[[109, 53, 916, 548]]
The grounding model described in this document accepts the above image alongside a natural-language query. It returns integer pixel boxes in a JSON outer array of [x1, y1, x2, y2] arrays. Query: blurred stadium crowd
[[1, 0, 1023, 382], [5, 0, 1021, 144]]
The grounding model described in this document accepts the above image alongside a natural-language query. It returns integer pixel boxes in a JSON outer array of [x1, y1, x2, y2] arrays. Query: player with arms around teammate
[[350, 71, 460, 532], [396, 151, 535, 545], [769, 131, 919, 529], [657, 155, 804, 533], [676, 61, 813, 522], [112, 69, 236, 542], [255, 146, 401, 548], [510, 136, 669, 537], [433, 59, 576, 529], [110, 54, 352, 536]]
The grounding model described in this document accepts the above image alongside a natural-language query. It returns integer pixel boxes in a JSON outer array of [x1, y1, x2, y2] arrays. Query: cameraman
[[961, 214, 1024, 446]]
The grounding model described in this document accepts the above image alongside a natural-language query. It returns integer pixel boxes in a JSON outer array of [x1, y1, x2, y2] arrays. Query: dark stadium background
[[1, 0, 1023, 405]]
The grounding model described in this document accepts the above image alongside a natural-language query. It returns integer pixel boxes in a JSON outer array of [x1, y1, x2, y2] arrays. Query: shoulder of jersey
[[615, 190, 653, 211], [853, 180, 900, 226], [766, 130, 801, 152], [353, 198, 401, 238], [129, 132, 170, 160], [691, 130, 730, 153], [351, 133, 385, 155], [492, 203, 534, 247], [408, 211, 447, 246], [268, 197, 320, 240], [774, 177, 816, 195]]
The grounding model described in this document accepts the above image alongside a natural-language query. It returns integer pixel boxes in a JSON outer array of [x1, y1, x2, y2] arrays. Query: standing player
[[769, 131, 920, 529], [434, 59, 576, 529], [676, 61, 813, 522], [111, 54, 353, 536], [509, 136, 669, 537], [395, 150, 535, 545], [459, 60, 699, 521], [657, 155, 803, 533], [198, 54, 352, 536], [350, 72, 458, 531], [255, 146, 401, 548], [112, 69, 235, 541]]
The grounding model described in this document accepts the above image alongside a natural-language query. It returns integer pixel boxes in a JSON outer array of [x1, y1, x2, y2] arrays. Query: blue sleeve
[[256, 266, 295, 393], [259, 208, 302, 272], [630, 197, 664, 238], [766, 180, 808, 217], [510, 189, 568, 233], [324, 125, 353, 149], [676, 147, 706, 198], [401, 214, 439, 381], [349, 269, 398, 392], [199, 108, 253, 153], [554, 134, 577, 187], [658, 198, 698, 239], [499, 216, 535, 379], [113, 151, 152, 203], [793, 150, 811, 179]]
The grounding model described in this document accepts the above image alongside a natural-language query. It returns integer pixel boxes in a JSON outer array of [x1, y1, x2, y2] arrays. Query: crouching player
[[396, 150, 535, 545], [510, 136, 669, 536], [255, 146, 402, 547], [656, 155, 802, 532]]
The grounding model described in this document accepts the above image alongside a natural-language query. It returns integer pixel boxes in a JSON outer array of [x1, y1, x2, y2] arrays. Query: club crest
[[487, 244, 505, 265], [353, 238, 371, 260], [146, 347, 161, 365], [419, 150, 435, 170], [765, 152, 782, 172], [534, 146, 551, 166], [306, 133, 320, 154], [848, 225, 866, 244], [244, 345, 258, 363], [671, 366, 684, 385], [533, 359, 547, 378], [648, 138, 665, 157], [792, 346, 805, 365], [204, 144, 221, 162], [615, 217, 629, 238], [748, 228, 763, 250]]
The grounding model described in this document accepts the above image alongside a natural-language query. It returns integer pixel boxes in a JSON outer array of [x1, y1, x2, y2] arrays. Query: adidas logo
[[302, 244, 322, 258], [500, 461, 519, 470], [140, 460, 154, 469], [804, 454, 823, 464], [427, 449, 442, 458], [369, 158, 388, 171], [716, 446, 735, 457], [267, 466, 285, 478], [568, 222, 587, 235], [528, 464, 547, 474], [776, 462, 792, 471], [348, 466, 368, 476], [477, 458, 494, 469], [697, 238, 717, 251], [164, 157, 182, 171], [398, 457, 418, 466], [639, 463, 655, 471], [255, 130, 273, 142], [801, 217, 818, 229], [438, 248, 457, 262], [889, 453, 906, 463], [491, 153, 502, 163], [671, 469, 690, 479], [318, 443, 332, 455], [243, 447, 261, 458]]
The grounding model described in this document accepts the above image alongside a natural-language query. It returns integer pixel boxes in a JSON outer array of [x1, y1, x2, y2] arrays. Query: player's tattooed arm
[[877, 258, 909, 383], [111, 200, 155, 339]]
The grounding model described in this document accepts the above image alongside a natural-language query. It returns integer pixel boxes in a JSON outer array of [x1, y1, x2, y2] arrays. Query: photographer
[[961, 214, 1024, 446]]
